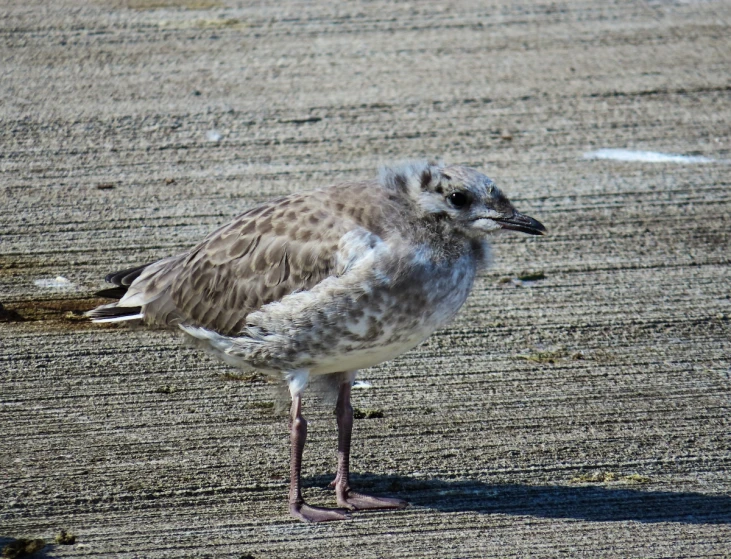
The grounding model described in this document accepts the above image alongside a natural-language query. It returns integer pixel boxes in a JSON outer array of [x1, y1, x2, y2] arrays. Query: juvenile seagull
[[88, 161, 546, 522]]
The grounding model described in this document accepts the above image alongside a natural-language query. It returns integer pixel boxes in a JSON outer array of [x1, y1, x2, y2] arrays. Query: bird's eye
[[448, 191, 471, 209]]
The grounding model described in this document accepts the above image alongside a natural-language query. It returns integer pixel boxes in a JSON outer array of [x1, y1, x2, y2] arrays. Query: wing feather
[[137, 187, 384, 335]]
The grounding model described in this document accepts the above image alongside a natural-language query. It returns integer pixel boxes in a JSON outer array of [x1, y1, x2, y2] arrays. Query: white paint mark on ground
[[583, 149, 715, 163], [34, 276, 74, 289], [353, 380, 373, 390], [206, 130, 222, 142]]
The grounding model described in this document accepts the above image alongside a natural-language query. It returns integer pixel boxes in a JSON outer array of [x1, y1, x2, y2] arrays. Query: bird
[[87, 161, 546, 522]]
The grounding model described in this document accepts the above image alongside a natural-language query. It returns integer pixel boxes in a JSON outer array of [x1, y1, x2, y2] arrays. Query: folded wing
[[88, 188, 373, 335]]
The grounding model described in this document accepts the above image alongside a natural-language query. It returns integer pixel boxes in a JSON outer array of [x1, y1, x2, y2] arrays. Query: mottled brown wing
[[143, 188, 368, 335]]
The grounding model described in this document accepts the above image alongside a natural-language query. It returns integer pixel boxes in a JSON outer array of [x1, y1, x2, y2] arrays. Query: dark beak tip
[[496, 213, 547, 236], [527, 226, 548, 236]]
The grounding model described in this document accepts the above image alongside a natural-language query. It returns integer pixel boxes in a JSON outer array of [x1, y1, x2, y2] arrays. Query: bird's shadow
[[305, 474, 731, 524]]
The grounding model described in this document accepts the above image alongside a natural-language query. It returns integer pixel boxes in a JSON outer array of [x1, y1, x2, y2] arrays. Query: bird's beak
[[494, 212, 547, 235]]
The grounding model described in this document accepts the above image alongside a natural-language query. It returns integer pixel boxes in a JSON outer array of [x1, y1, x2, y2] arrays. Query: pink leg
[[331, 381, 408, 511], [289, 393, 349, 522]]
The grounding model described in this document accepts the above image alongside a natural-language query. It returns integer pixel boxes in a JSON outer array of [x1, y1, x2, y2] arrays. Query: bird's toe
[[290, 502, 351, 523], [336, 490, 408, 511]]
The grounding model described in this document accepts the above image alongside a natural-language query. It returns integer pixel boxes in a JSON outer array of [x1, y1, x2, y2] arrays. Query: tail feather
[[86, 302, 143, 323], [88, 262, 152, 322]]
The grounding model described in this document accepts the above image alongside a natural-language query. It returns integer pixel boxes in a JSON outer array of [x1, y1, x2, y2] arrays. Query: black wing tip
[[95, 287, 129, 299], [100, 262, 152, 299], [105, 263, 151, 287]]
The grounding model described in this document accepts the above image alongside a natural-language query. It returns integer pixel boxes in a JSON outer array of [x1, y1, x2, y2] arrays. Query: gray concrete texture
[[1, 0, 730, 557]]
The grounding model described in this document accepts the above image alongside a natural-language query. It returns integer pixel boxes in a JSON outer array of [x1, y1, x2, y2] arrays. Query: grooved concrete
[[1, 1, 730, 557]]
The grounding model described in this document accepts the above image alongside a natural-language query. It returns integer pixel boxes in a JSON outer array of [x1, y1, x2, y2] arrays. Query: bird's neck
[[399, 213, 478, 265]]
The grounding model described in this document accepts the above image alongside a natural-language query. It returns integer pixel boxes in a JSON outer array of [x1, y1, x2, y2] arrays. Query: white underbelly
[[308, 332, 427, 375], [309, 277, 473, 375]]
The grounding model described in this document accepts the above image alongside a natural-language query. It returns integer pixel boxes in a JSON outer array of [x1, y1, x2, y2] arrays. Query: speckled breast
[[304, 252, 478, 375]]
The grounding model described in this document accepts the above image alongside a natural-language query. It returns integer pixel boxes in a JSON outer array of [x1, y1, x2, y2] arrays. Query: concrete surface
[[1, 0, 730, 557]]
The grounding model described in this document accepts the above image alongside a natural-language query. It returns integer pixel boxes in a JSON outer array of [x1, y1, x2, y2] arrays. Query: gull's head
[[381, 161, 547, 237]]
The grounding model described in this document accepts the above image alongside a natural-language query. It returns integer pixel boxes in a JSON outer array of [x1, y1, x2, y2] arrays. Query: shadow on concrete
[[0, 537, 55, 558], [306, 474, 731, 524]]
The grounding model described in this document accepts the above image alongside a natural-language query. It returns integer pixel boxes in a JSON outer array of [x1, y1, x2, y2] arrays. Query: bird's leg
[[331, 380, 408, 511], [288, 392, 349, 522]]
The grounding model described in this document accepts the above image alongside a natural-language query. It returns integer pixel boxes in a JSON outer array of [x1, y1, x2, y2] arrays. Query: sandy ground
[[1, 0, 730, 557]]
